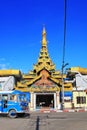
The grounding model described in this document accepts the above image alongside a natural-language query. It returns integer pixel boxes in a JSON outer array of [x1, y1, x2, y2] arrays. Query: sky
[[0, 0, 87, 73]]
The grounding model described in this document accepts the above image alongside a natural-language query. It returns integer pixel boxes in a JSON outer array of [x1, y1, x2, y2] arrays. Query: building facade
[[0, 28, 87, 111]]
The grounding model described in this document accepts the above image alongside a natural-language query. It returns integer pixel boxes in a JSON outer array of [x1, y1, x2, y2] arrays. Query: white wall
[[76, 74, 87, 90], [0, 76, 15, 91]]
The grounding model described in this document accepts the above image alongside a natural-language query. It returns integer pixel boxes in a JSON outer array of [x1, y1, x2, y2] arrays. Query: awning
[[60, 91, 72, 97]]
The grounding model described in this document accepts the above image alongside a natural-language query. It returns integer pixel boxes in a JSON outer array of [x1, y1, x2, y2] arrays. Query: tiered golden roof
[[33, 27, 55, 73], [16, 27, 72, 92]]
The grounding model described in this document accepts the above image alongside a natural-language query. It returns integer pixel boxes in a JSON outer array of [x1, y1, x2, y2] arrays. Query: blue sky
[[0, 0, 87, 73]]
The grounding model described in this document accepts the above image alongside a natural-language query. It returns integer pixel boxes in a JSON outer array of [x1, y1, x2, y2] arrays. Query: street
[[0, 112, 87, 130]]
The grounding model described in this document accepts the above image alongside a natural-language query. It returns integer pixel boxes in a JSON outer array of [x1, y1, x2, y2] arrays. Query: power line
[[62, 0, 67, 65], [61, 0, 67, 110]]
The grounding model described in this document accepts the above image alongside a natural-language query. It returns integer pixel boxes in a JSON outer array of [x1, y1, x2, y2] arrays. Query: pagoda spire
[[33, 27, 55, 72], [42, 27, 47, 48]]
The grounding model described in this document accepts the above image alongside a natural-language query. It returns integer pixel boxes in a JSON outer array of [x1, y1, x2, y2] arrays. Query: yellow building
[[73, 91, 87, 108]]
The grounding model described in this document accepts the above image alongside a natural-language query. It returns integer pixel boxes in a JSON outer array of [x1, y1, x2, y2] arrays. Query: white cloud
[[0, 58, 10, 70], [0, 64, 8, 69]]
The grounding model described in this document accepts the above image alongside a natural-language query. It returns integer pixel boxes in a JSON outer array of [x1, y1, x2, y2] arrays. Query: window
[[2, 94, 8, 100], [10, 95, 17, 101], [77, 96, 86, 104]]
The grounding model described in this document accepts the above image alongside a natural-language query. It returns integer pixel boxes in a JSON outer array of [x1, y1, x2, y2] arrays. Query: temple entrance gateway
[[34, 92, 57, 110], [36, 93, 54, 108], [18, 28, 64, 111]]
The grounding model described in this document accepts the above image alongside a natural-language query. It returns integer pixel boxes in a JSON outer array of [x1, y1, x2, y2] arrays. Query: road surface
[[0, 112, 87, 130]]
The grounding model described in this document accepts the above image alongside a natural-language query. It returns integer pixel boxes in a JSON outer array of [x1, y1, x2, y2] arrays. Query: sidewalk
[[30, 107, 87, 113], [40, 108, 87, 113], [57, 108, 87, 112]]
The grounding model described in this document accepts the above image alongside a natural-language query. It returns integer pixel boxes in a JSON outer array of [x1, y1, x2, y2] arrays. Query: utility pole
[[61, 0, 68, 110]]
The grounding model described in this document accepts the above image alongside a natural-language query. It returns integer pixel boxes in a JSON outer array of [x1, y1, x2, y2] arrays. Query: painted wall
[[73, 91, 87, 108], [64, 102, 72, 109], [76, 74, 87, 90], [0, 76, 15, 91]]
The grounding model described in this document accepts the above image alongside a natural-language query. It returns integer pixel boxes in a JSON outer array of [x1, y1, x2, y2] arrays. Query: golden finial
[[42, 26, 47, 47]]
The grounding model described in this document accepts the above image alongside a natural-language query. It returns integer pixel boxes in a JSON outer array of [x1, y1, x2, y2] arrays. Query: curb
[[58, 109, 86, 112], [37, 109, 87, 113]]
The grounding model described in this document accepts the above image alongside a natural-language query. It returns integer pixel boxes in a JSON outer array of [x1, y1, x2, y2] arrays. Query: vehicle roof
[[0, 90, 24, 94]]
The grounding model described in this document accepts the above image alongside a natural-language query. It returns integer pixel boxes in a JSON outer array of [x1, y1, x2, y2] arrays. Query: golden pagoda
[[16, 27, 72, 111], [18, 27, 62, 91]]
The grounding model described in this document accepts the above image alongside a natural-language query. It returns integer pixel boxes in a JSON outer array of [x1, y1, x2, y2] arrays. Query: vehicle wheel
[[8, 109, 17, 118]]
